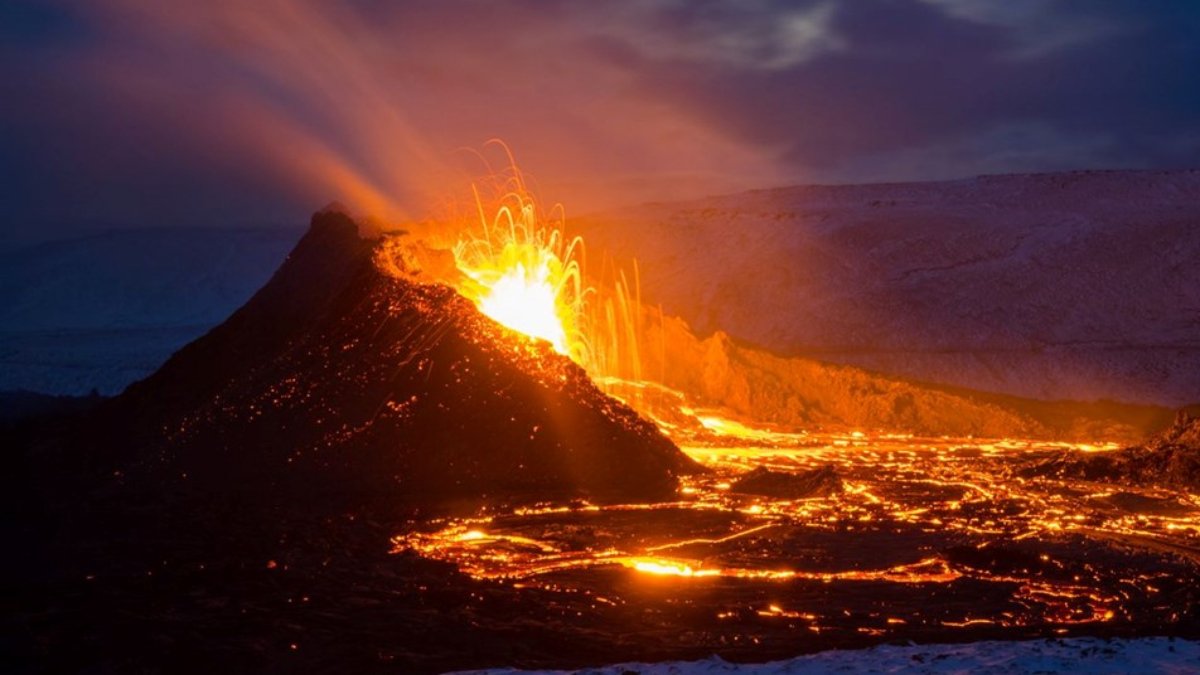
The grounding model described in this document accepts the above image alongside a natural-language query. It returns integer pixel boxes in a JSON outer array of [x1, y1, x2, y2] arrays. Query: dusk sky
[[2, 0, 1198, 239]]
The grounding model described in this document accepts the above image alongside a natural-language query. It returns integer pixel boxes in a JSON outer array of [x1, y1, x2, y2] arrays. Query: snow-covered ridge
[[575, 170, 1200, 406], [457, 636, 1200, 674]]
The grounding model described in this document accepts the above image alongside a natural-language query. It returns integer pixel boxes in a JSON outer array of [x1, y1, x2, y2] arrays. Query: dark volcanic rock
[[730, 465, 842, 498], [1018, 411, 1200, 491], [85, 209, 697, 509], [1158, 411, 1200, 447]]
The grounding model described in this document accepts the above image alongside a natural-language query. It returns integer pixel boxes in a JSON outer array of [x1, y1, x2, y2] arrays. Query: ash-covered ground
[[7, 416, 1200, 673], [392, 419, 1200, 669]]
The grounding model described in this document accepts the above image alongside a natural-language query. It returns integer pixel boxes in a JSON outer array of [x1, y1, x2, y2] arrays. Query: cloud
[[46, 0, 790, 218], [573, 0, 844, 70], [917, 0, 1131, 59], [608, 0, 1200, 184], [0, 0, 1197, 234]]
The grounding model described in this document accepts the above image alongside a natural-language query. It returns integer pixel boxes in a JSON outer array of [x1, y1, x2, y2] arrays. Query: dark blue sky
[[2, 0, 1198, 241]]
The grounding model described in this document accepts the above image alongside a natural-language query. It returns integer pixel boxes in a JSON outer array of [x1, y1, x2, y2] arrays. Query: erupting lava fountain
[[444, 154, 646, 391]]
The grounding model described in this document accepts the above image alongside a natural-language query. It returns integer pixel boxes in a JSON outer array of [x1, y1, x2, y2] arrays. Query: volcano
[[9, 204, 1200, 675], [75, 206, 696, 510]]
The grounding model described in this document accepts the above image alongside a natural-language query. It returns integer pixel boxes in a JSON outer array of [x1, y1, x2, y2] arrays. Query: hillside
[[619, 313, 1174, 443], [576, 170, 1200, 406], [75, 210, 695, 507]]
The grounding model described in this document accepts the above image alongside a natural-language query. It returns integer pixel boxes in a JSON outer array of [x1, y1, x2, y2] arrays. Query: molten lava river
[[394, 421, 1200, 647], [386, 168, 1200, 654]]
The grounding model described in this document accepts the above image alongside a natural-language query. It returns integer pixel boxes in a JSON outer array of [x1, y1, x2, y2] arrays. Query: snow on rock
[[575, 170, 1200, 406], [457, 637, 1200, 674]]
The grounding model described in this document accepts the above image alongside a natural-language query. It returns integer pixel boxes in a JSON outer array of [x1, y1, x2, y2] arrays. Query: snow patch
[[456, 637, 1200, 674]]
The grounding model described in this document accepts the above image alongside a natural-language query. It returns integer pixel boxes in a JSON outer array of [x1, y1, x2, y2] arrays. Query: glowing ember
[[465, 248, 571, 356], [442, 147, 650, 395], [451, 170, 589, 364]]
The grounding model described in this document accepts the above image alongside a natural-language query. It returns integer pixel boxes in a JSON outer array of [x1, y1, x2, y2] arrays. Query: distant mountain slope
[[0, 227, 301, 394], [575, 170, 1200, 406]]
